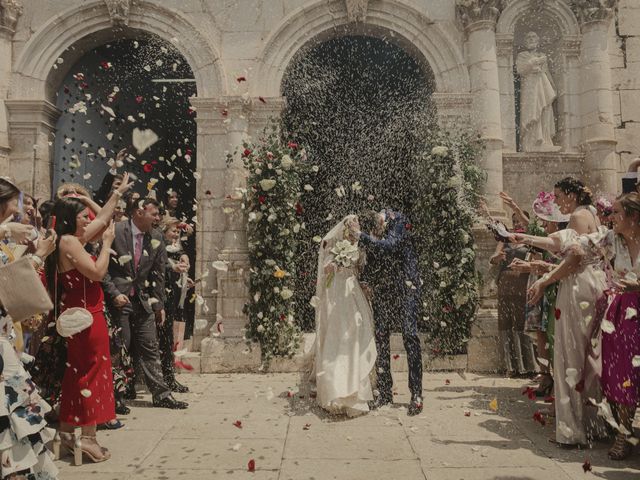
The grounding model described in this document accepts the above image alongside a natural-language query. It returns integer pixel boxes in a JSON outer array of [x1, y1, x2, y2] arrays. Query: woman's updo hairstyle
[[617, 192, 640, 222], [554, 177, 593, 206]]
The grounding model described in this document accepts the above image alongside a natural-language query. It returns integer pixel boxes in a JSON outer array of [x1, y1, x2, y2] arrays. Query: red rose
[[135, 95, 143, 104], [287, 141, 298, 149], [242, 148, 252, 157], [79, 82, 89, 89], [100, 61, 111, 69], [143, 164, 153, 173], [247, 459, 256, 472], [258, 195, 266, 204], [295, 203, 303, 215], [405, 223, 412, 230], [554, 308, 561, 320], [279, 314, 286, 321]]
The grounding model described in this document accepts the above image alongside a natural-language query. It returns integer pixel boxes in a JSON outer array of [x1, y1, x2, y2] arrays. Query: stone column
[[194, 96, 285, 372], [457, 0, 506, 218], [457, 0, 507, 372], [0, 0, 23, 172], [496, 34, 516, 152], [5, 100, 59, 197], [572, 1, 617, 193]]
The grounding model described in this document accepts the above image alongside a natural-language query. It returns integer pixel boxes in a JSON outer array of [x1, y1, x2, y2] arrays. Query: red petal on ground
[[303, 423, 311, 430], [237, 76, 247, 82], [174, 360, 193, 371], [445, 379, 450, 385], [248, 459, 255, 472], [392, 354, 400, 360], [582, 458, 592, 473], [532, 410, 546, 426], [233, 420, 242, 429], [259, 96, 266, 103]]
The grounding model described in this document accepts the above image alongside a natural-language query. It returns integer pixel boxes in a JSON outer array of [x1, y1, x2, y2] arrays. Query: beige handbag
[[0, 255, 53, 322]]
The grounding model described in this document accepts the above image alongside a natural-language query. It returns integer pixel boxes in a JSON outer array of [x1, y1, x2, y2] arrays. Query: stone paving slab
[[55, 372, 640, 479]]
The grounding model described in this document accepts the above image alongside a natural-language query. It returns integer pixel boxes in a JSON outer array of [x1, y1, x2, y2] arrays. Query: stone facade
[[1, 0, 638, 372]]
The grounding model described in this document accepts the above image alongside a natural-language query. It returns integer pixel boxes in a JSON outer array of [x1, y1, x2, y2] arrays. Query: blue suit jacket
[[359, 210, 421, 297]]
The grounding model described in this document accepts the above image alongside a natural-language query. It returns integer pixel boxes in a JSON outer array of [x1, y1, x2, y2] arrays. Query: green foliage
[[411, 130, 485, 355], [231, 125, 312, 362]]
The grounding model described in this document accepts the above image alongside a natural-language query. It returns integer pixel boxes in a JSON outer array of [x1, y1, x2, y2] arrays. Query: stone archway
[[281, 33, 436, 332], [256, 0, 471, 129], [6, 0, 225, 197]]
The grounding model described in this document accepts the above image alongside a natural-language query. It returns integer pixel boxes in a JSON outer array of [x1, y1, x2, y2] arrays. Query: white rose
[[259, 179, 277, 191], [304, 184, 314, 192], [267, 213, 277, 222], [256, 324, 265, 333], [280, 287, 294, 300], [255, 168, 262, 175], [431, 146, 449, 157], [281, 154, 294, 170]]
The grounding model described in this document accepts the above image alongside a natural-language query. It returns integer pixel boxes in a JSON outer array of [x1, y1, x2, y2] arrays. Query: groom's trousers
[[373, 289, 423, 399]]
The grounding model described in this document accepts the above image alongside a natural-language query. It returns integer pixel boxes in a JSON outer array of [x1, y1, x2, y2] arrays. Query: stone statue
[[516, 31, 559, 152], [345, 0, 368, 22], [104, 0, 133, 26]]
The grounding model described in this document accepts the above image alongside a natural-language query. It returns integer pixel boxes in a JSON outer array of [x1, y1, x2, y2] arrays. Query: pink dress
[[58, 266, 115, 425]]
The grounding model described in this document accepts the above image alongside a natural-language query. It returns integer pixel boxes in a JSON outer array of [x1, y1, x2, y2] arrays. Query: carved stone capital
[[569, 0, 616, 25], [456, 0, 507, 31], [0, 0, 23, 35], [345, 0, 369, 22], [104, 0, 136, 26]]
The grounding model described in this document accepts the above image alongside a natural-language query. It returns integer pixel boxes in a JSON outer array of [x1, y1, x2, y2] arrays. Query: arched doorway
[[282, 35, 435, 331], [52, 32, 198, 337], [53, 34, 196, 209]]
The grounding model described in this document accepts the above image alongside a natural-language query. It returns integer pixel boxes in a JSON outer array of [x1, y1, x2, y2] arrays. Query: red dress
[[58, 267, 115, 426]]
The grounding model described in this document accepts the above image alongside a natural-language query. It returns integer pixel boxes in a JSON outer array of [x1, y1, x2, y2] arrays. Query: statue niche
[[515, 31, 560, 152]]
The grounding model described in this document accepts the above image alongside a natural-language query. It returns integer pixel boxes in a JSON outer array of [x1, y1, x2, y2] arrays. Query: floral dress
[[568, 228, 640, 407], [0, 248, 58, 479]]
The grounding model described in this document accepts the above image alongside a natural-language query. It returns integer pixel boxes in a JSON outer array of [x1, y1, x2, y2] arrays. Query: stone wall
[[612, 0, 640, 177], [1, 0, 637, 372]]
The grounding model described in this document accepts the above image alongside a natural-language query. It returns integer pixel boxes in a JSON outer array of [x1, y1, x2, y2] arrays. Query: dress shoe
[[368, 394, 393, 410], [115, 400, 130, 416], [407, 395, 423, 416], [168, 380, 190, 393], [153, 395, 188, 409], [123, 387, 137, 400]]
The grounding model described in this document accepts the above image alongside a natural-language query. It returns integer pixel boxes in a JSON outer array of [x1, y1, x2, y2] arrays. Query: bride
[[310, 215, 377, 416]]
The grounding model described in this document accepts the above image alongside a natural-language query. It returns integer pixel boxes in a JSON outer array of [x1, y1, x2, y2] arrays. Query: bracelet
[[28, 254, 44, 269]]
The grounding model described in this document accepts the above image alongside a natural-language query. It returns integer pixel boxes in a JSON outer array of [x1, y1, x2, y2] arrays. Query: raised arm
[[513, 232, 562, 253], [499, 191, 528, 228], [359, 219, 406, 252], [78, 172, 133, 244]]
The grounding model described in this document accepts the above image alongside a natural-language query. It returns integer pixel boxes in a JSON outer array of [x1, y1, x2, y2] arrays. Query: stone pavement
[[56, 372, 640, 480]]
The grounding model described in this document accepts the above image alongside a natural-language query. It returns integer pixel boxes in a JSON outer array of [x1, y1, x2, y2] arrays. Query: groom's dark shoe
[[369, 394, 393, 410], [408, 395, 423, 416]]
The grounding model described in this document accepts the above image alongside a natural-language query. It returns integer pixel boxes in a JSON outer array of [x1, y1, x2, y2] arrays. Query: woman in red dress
[[45, 173, 132, 464]]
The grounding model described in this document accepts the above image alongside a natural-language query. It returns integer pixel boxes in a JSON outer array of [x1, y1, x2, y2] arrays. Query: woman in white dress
[[516, 177, 606, 446], [310, 215, 377, 417]]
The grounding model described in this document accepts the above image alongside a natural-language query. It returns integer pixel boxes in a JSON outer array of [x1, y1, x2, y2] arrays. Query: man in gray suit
[[103, 197, 188, 409]]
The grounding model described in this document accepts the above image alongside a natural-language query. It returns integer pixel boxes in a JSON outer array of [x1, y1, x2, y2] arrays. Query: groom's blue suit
[[360, 210, 423, 400]]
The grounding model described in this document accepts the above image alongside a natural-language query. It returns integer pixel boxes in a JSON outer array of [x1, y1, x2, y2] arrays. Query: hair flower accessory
[[532, 191, 570, 223]]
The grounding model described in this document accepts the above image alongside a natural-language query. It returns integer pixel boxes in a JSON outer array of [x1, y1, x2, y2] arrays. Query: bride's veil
[[302, 215, 357, 383]]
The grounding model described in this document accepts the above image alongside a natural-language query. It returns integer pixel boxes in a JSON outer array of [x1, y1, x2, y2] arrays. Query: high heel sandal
[[608, 433, 635, 461], [78, 435, 111, 464], [53, 431, 111, 465]]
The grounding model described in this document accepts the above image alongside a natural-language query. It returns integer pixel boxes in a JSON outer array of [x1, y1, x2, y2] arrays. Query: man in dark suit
[[103, 197, 188, 409], [359, 209, 423, 416]]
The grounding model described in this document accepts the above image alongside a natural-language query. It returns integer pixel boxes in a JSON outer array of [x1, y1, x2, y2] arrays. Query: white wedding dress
[[310, 215, 377, 416]]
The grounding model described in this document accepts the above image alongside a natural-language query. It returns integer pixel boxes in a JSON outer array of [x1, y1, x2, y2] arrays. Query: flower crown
[[595, 196, 613, 215], [534, 191, 556, 216]]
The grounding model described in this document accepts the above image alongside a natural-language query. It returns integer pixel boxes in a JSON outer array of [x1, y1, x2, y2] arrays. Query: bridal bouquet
[[326, 240, 360, 287]]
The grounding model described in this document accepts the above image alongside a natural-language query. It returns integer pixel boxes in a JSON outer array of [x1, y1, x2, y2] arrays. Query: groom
[[358, 209, 423, 415]]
